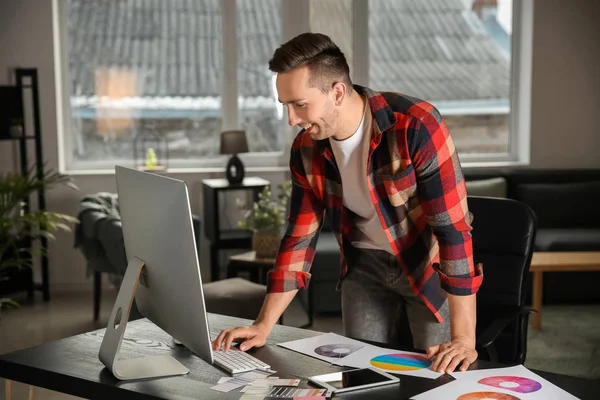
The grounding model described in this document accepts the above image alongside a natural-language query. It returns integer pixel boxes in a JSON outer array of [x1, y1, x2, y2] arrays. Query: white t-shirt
[[329, 98, 393, 254]]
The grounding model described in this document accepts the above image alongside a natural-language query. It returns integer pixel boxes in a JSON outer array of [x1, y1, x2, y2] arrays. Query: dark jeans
[[341, 247, 451, 350]]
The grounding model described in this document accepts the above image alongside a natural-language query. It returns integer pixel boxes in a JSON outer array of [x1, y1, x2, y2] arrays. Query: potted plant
[[237, 181, 292, 259], [0, 166, 79, 317]]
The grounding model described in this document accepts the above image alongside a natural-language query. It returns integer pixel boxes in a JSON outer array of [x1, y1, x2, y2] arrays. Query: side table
[[227, 251, 276, 285], [202, 177, 270, 281], [227, 251, 313, 328]]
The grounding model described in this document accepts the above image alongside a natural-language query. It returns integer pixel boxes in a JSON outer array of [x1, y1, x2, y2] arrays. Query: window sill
[[461, 160, 530, 170], [63, 166, 290, 176], [63, 158, 529, 176]]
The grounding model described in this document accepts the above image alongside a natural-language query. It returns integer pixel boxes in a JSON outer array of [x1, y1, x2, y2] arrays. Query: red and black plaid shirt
[[267, 85, 483, 322]]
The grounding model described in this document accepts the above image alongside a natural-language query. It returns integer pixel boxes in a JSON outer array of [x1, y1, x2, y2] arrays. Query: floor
[[1, 290, 599, 399]]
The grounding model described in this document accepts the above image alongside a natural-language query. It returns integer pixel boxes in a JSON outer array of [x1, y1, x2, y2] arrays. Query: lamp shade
[[220, 130, 249, 155]]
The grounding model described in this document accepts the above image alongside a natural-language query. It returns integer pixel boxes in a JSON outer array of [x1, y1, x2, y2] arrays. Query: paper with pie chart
[[277, 332, 442, 379], [277, 332, 366, 364], [451, 365, 580, 399], [414, 364, 580, 400], [412, 379, 526, 400]]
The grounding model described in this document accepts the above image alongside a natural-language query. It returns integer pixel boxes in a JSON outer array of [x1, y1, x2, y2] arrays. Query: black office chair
[[469, 196, 537, 365], [394, 196, 537, 366]]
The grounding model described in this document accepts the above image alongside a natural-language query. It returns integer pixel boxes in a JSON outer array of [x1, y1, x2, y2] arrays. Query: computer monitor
[[99, 166, 214, 380]]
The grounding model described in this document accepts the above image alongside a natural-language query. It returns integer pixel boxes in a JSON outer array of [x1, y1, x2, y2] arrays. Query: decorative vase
[[252, 231, 280, 259]]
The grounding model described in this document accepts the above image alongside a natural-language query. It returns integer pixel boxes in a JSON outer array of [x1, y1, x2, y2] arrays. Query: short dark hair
[[268, 32, 353, 93]]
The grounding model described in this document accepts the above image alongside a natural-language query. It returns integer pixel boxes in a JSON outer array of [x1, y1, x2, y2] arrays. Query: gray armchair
[[74, 192, 202, 320], [75, 192, 265, 322]]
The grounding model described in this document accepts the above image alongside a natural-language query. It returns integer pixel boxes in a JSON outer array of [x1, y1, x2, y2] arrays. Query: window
[[369, 0, 517, 159], [310, 0, 354, 76], [65, 0, 227, 169], [61, 0, 531, 171], [237, 0, 284, 153]]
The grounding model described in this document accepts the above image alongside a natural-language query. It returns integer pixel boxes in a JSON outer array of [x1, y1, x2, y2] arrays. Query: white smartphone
[[308, 367, 400, 394]]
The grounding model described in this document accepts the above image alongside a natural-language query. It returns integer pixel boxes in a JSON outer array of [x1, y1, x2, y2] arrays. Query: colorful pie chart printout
[[457, 392, 521, 400], [446, 365, 578, 400], [479, 376, 542, 394], [370, 353, 432, 372]]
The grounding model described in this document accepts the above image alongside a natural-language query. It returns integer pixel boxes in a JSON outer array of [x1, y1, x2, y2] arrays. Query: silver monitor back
[[114, 165, 214, 365]]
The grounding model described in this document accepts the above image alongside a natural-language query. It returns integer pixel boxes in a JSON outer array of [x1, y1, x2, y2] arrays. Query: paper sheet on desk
[[413, 376, 580, 400], [430, 364, 580, 400], [277, 332, 441, 379], [277, 332, 366, 364]]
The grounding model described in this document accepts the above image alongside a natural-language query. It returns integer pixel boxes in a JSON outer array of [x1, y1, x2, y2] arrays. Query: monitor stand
[[98, 256, 190, 380]]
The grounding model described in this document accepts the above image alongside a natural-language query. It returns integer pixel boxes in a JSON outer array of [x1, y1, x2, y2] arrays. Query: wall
[[529, 0, 600, 168], [1, 0, 599, 292], [0, 0, 59, 173]]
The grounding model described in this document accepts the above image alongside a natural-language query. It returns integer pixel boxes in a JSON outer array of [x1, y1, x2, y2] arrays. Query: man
[[213, 33, 483, 374]]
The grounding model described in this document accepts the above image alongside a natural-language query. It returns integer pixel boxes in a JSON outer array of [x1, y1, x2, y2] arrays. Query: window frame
[[56, 0, 533, 173], [357, 0, 533, 167]]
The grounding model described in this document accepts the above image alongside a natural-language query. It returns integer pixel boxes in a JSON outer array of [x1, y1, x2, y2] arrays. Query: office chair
[[469, 196, 537, 365], [395, 196, 537, 366]]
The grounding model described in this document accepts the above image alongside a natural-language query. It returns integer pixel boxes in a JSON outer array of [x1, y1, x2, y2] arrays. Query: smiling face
[[276, 65, 342, 141]]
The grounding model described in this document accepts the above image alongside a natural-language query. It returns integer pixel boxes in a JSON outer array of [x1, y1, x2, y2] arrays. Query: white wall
[[0, 0, 59, 173], [529, 0, 600, 168], [1, 0, 599, 292]]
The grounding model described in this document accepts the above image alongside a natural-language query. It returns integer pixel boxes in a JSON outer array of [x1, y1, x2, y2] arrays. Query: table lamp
[[220, 130, 249, 184]]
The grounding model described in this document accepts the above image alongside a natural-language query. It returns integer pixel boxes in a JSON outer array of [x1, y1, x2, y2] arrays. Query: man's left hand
[[426, 339, 477, 373]]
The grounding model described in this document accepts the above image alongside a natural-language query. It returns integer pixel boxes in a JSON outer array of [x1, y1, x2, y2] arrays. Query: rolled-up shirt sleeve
[[409, 104, 483, 296], [267, 136, 324, 293]]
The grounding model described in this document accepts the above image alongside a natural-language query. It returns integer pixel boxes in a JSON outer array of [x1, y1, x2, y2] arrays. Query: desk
[[530, 251, 600, 330], [1, 315, 598, 400]]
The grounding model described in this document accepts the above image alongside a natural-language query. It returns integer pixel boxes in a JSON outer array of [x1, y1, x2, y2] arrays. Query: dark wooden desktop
[[0, 314, 597, 400]]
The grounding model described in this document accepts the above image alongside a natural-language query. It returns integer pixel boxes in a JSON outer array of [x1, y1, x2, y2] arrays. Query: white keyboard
[[213, 349, 271, 374]]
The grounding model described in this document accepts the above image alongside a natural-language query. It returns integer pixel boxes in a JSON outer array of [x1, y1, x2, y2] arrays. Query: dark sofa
[[465, 169, 600, 303], [309, 169, 600, 316]]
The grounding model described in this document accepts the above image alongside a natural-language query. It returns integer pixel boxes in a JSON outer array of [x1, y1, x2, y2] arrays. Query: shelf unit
[[0, 68, 50, 301]]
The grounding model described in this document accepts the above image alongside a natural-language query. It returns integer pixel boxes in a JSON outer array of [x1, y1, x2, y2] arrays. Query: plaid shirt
[[267, 85, 483, 322]]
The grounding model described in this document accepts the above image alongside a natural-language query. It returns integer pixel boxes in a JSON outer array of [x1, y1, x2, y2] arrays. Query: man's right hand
[[212, 323, 270, 352], [212, 290, 298, 352]]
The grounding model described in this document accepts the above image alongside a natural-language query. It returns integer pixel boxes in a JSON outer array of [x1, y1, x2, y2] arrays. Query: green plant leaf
[[0, 165, 78, 273], [0, 298, 20, 308], [235, 183, 291, 234]]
